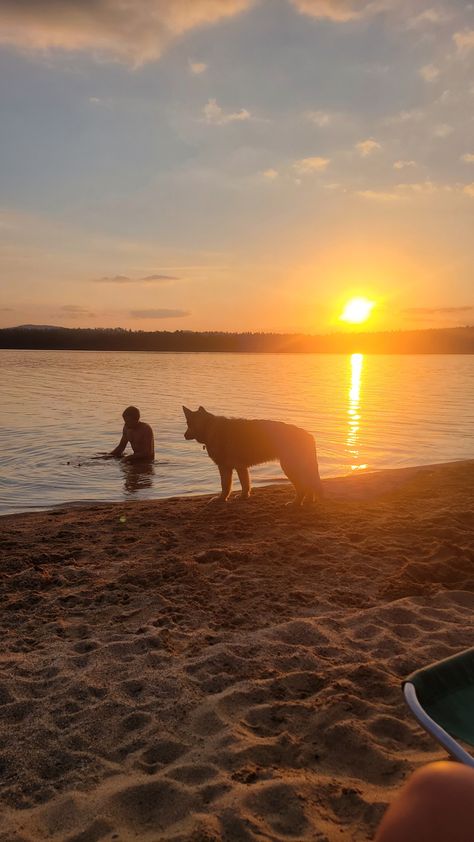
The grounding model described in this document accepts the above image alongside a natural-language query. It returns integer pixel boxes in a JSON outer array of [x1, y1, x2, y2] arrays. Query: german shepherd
[[183, 406, 323, 505]]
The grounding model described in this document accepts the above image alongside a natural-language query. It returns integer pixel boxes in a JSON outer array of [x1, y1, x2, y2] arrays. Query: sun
[[340, 297, 375, 324]]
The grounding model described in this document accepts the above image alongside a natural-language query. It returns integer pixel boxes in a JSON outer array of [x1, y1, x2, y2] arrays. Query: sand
[[0, 460, 473, 841]]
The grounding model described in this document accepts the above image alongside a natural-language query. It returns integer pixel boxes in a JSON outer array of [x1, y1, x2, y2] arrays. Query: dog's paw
[[285, 499, 304, 508]]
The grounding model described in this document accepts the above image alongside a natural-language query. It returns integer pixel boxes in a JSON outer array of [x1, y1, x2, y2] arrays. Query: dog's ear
[[198, 405, 206, 414], [182, 405, 192, 420]]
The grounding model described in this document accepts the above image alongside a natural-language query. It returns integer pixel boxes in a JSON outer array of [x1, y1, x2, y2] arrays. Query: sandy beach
[[1, 460, 473, 841]]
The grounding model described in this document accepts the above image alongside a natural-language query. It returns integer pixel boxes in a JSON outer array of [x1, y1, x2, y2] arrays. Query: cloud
[[306, 110, 332, 126], [419, 63, 439, 82], [189, 60, 207, 75], [393, 160, 416, 169], [261, 168, 279, 180], [290, 0, 390, 22], [60, 304, 95, 317], [408, 8, 450, 27], [93, 273, 178, 283], [130, 309, 190, 319], [356, 181, 471, 202], [461, 153, 474, 163], [0, 0, 252, 65], [454, 29, 474, 53], [355, 138, 381, 156], [356, 189, 400, 201], [203, 98, 251, 125], [384, 108, 425, 126], [0, 0, 411, 67], [433, 123, 453, 138], [403, 306, 474, 315], [293, 156, 330, 174], [141, 273, 179, 281], [94, 274, 132, 284], [396, 181, 442, 195]]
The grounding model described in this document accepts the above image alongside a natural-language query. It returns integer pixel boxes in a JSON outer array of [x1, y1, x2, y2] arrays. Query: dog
[[183, 405, 323, 505]]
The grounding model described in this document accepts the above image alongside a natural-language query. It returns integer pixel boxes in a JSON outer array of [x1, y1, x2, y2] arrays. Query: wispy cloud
[[60, 304, 95, 317], [461, 153, 474, 163], [403, 306, 474, 315], [393, 160, 416, 170], [454, 29, 474, 53], [357, 189, 400, 201], [306, 110, 333, 126], [0, 0, 409, 68], [203, 98, 251, 125], [290, 0, 391, 23], [384, 108, 425, 126], [0, 0, 252, 65], [141, 273, 179, 281], [261, 168, 279, 180], [94, 273, 178, 284], [397, 181, 444, 195], [130, 309, 190, 319], [293, 156, 330, 174], [356, 180, 473, 202], [355, 138, 381, 157], [189, 60, 207, 75], [434, 123, 453, 138], [419, 63, 439, 82], [94, 275, 131, 284], [408, 8, 450, 27]]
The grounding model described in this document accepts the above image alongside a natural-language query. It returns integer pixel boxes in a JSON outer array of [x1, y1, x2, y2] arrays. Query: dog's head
[[182, 405, 211, 443]]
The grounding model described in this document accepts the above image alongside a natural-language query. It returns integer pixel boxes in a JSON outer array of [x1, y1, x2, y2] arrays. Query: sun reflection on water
[[347, 353, 367, 471]]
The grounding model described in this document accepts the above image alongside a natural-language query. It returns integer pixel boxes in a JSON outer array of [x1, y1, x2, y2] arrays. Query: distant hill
[[0, 325, 473, 354], [14, 324, 64, 331]]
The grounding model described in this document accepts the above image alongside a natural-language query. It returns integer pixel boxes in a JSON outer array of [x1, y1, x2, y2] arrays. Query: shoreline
[[1, 457, 472, 521], [1, 459, 473, 840]]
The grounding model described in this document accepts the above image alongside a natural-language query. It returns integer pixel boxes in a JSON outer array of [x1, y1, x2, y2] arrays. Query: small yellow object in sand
[[119, 515, 126, 523]]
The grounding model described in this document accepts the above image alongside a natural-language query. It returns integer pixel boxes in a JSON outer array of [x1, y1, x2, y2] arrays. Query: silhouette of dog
[[183, 405, 322, 505]]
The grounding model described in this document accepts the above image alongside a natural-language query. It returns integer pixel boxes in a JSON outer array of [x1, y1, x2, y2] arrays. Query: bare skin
[[109, 413, 154, 462], [375, 761, 474, 842]]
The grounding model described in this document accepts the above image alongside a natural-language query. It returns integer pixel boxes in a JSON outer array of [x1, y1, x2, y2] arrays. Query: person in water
[[108, 406, 154, 461]]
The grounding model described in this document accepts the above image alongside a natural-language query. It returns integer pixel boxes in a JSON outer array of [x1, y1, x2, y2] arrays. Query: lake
[[1, 350, 473, 515]]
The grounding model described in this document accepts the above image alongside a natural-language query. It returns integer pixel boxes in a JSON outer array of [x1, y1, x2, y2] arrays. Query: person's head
[[122, 406, 140, 428]]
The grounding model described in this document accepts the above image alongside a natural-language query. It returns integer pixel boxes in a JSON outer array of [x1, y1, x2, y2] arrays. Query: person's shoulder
[[140, 421, 153, 432]]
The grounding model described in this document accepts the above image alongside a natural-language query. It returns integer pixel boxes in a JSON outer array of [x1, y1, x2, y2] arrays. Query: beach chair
[[403, 647, 474, 768]]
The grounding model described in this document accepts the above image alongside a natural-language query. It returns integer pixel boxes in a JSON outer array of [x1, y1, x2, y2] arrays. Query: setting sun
[[340, 297, 375, 325]]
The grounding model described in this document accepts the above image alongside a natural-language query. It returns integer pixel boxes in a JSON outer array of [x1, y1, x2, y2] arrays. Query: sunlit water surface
[[1, 350, 473, 515]]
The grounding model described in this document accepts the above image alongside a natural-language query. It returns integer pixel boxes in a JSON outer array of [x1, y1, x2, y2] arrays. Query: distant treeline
[[1, 325, 474, 354]]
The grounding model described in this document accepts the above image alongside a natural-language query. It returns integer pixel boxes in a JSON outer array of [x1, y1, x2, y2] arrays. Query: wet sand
[[1, 460, 473, 841]]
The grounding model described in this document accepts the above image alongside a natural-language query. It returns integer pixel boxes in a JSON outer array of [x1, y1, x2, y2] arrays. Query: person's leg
[[376, 761, 474, 842]]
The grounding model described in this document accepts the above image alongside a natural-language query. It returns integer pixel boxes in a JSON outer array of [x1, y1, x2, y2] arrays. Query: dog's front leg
[[236, 466, 250, 500], [217, 465, 233, 501]]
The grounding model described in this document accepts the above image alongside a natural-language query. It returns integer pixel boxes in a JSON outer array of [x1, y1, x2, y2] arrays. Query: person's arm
[[108, 429, 128, 458]]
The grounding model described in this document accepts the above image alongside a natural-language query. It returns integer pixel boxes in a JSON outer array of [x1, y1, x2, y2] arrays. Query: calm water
[[1, 350, 473, 515]]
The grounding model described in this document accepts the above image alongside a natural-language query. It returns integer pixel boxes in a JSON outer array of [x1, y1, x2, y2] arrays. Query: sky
[[0, 0, 473, 333]]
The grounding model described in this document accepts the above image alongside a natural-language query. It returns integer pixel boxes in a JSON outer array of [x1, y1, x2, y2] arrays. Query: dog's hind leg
[[236, 465, 251, 500], [280, 459, 305, 507], [217, 465, 233, 501]]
